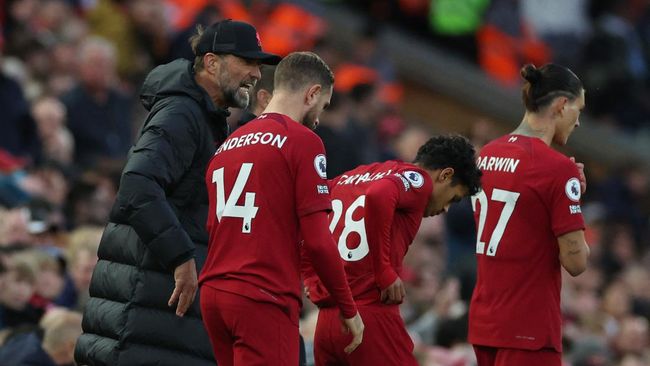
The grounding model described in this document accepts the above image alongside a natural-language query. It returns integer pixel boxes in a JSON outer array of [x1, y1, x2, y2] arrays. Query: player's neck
[[512, 114, 553, 146], [262, 91, 304, 123]]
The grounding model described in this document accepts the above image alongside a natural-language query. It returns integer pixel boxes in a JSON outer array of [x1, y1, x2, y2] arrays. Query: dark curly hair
[[414, 134, 482, 196]]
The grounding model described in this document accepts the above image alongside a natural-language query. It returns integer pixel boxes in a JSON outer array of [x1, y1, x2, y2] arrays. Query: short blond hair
[[65, 226, 102, 267], [40, 308, 83, 354]]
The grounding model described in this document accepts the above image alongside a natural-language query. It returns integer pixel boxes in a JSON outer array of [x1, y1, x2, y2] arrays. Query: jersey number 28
[[471, 189, 520, 256], [330, 196, 369, 262]]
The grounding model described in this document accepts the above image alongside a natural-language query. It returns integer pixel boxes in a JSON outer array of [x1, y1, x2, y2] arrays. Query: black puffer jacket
[[75, 59, 228, 366]]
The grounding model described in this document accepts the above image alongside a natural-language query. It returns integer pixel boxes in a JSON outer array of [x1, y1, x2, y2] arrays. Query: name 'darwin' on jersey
[[216, 132, 288, 155], [477, 156, 521, 173]]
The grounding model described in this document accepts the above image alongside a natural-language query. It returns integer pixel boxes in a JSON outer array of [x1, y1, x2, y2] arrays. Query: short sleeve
[[292, 131, 332, 217], [547, 159, 585, 237]]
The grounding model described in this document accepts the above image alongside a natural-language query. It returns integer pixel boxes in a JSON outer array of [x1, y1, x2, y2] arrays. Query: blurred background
[[0, 0, 649, 365]]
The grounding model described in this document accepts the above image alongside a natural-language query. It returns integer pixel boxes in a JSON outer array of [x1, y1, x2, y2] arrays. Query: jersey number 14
[[471, 189, 520, 256], [211, 163, 259, 233]]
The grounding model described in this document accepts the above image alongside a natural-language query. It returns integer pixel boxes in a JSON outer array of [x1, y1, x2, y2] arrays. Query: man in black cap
[[75, 20, 280, 366]]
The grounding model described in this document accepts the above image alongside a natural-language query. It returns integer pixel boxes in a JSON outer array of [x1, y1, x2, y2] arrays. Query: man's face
[[554, 89, 585, 146], [302, 85, 333, 130], [424, 176, 468, 217], [217, 55, 262, 109], [0, 271, 34, 310], [79, 48, 116, 92]]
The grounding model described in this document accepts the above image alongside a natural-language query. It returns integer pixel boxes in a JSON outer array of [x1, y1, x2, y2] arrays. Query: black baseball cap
[[195, 19, 281, 65]]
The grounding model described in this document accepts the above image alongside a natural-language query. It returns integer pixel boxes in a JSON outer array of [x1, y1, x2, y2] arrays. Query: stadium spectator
[[469, 63, 589, 365], [31, 96, 74, 167], [0, 62, 40, 163], [60, 36, 133, 168], [199, 51, 363, 366], [75, 19, 280, 366], [0, 308, 82, 366], [303, 134, 481, 365], [315, 91, 361, 178], [0, 259, 40, 329], [55, 226, 101, 310], [345, 82, 388, 164]]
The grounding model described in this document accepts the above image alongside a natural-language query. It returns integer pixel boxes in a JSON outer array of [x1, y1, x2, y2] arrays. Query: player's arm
[[365, 178, 404, 304], [557, 229, 590, 276], [550, 158, 588, 277], [300, 242, 333, 306], [300, 211, 364, 353]]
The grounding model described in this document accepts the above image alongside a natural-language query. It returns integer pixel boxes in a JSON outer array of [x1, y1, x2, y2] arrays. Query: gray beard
[[223, 87, 250, 109], [234, 90, 250, 109]]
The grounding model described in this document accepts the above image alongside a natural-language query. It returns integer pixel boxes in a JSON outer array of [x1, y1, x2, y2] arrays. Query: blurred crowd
[[347, 0, 650, 133], [0, 1, 648, 366]]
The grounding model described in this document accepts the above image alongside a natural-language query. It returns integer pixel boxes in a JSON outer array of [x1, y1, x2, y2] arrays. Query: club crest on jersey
[[565, 178, 581, 202], [314, 154, 327, 179], [403, 171, 424, 188]]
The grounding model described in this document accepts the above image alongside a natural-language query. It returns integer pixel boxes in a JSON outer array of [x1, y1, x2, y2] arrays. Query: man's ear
[[438, 167, 455, 183], [257, 89, 273, 110], [204, 53, 221, 75], [552, 96, 568, 117], [305, 84, 322, 107]]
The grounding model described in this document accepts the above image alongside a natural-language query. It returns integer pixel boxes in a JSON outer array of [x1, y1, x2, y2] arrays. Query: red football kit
[[303, 160, 433, 366], [199, 113, 356, 366], [469, 135, 585, 363]]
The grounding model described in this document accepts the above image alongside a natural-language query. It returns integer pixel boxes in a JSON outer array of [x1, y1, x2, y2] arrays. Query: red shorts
[[200, 285, 299, 366], [314, 305, 417, 366], [473, 345, 561, 366]]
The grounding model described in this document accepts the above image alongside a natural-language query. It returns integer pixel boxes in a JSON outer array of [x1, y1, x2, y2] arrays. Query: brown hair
[[189, 24, 206, 71], [274, 52, 334, 92], [521, 63, 583, 112]]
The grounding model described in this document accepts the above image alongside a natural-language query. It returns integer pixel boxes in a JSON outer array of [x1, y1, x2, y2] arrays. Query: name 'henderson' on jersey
[[469, 134, 585, 353], [199, 112, 334, 324]]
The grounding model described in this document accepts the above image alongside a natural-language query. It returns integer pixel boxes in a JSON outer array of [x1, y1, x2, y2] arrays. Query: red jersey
[[468, 135, 585, 352], [199, 113, 338, 323], [303, 161, 433, 307]]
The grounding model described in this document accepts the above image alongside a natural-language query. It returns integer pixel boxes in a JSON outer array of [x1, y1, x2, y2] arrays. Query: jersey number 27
[[471, 189, 520, 256]]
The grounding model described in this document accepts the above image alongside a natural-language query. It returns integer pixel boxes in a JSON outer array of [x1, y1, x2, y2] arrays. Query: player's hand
[[340, 312, 364, 354], [570, 157, 587, 194], [380, 277, 406, 304], [168, 258, 197, 317], [304, 285, 311, 299]]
